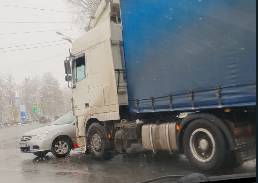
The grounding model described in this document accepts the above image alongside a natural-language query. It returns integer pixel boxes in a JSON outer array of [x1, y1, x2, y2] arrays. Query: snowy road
[[0, 123, 255, 183]]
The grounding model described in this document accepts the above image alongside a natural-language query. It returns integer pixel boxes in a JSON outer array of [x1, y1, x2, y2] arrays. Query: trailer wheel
[[224, 152, 241, 170], [183, 119, 227, 172], [87, 123, 112, 160]]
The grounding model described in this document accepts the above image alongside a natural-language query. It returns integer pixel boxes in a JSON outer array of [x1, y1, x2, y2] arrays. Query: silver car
[[19, 112, 77, 158]]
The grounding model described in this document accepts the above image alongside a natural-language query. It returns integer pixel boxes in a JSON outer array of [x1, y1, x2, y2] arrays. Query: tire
[[224, 152, 241, 170], [183, 119, 227, 172], [51, 136, 72, 158], [87, 123, 112, 160]]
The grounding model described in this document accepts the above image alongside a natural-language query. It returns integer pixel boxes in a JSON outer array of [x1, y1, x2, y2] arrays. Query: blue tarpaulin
[[120, 0, 256, 113]]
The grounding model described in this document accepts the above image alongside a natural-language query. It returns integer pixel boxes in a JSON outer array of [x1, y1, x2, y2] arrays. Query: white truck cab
[[64, 0, 127, 150]]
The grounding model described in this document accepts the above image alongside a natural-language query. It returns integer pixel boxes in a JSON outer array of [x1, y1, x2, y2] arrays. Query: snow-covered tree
[[39, 73, 67, 119], [0, 74, 18, 123]]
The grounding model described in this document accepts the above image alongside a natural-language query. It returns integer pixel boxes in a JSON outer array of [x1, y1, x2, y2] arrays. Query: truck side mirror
[[64, 60, 71, 75]]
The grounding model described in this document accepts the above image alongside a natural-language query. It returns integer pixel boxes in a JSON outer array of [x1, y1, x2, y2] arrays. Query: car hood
[[24, 124, 69, 136]]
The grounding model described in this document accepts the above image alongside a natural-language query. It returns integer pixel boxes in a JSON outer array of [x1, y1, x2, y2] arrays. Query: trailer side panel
[[121, 0, 256, 113]]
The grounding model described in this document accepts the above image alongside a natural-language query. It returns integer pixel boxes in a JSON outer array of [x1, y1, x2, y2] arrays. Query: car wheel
[[51, 137, 71, 158], [183, 119, 227, 172], [87, 123, 112, 160]]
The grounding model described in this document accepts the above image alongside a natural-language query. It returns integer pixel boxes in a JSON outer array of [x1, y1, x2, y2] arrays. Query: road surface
[[0, 123, 256, 183]]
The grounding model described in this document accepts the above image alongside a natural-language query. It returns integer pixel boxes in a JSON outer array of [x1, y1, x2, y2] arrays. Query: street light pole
[[56, 32, 73, 44]]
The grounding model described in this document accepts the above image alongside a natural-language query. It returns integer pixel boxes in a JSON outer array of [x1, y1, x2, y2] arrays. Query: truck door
[[72, 54, 87, 114], [70, 52, 90, 149], [71, 19, 120, 143]]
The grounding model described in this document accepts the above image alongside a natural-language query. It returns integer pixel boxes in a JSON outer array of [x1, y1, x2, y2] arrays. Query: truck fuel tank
[[142, 123, 178, 153]]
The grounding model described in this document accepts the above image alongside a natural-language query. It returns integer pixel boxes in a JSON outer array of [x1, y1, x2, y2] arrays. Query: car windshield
[[52, 112, 75, 125]]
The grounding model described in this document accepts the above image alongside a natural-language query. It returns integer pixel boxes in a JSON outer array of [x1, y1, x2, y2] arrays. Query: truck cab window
[[73, 56, 86, 82]]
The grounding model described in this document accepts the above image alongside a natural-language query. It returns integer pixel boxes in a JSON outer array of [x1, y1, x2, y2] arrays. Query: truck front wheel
[[87, 123, 112, 160], [183, 119, 227, 172]]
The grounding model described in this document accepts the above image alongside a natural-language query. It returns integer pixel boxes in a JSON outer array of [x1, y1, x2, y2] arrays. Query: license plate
[[20, 143, 27, 148]]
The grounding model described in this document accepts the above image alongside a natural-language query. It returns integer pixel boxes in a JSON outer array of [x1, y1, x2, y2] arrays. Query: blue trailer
[[65, 0, 256, 172], [121, 0, 256, 113], [116, 0, 256, 171]]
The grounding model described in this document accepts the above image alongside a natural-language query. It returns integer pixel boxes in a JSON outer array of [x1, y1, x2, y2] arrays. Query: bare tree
[[67, 0, 101, 15], [0, 75, 18, 123], [19, 77, 41, 120], [65, 0, 101, 30], [39, 73, 69, 119], [0, 73, 72, 123], [0, 76, 5, 122]]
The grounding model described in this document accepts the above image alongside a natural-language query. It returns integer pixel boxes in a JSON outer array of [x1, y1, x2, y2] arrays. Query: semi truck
[[64, 0, 256, 171]]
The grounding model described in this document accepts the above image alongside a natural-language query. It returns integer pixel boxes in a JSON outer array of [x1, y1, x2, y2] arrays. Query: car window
[[52, 112, 75, 125]]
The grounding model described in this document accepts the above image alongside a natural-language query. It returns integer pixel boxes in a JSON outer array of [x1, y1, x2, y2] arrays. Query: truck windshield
[[52, 112, 75, 125]]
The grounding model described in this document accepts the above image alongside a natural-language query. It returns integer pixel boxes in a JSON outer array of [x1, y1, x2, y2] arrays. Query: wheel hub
[[189, 128, 216, 163], [54, 141, 69, 154], [91, 133, 102, 151], [199, 138, 209, 151]]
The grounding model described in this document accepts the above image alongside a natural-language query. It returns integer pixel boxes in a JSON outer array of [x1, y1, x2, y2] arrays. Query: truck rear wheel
[[87, 123, 112, 160], [183, 119, 227, 172]]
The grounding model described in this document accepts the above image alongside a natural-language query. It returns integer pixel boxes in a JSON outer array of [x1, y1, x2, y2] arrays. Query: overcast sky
[[0, 0, 88, 86]]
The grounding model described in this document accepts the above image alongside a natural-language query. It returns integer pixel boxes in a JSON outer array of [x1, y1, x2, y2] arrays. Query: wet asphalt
[[0, 123, 256, 183]]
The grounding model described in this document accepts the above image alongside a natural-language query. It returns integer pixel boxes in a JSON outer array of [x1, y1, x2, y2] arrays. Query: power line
[[0, 40, 69, 53], [34, 54, 68, 63], [0, 41, 65, 51], [0, 4, 75, 14], [0, 21, 73, 24], [0, 29, 72, 36], [0, 40, 64, 49], [0, 43, 67, 53], [16, 53, 68, 66]]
